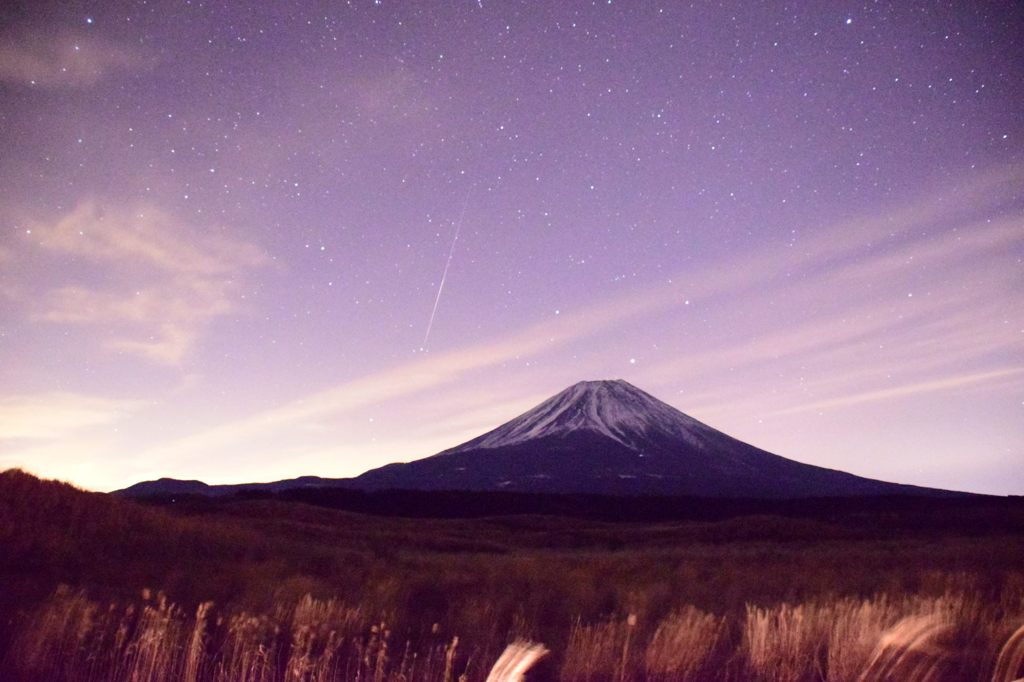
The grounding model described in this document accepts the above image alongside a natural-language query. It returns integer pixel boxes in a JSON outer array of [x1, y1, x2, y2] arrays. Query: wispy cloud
[[36, 201, 264, 274], [645, 219, 1021, 381], [0, 30, 147, 88], [0, 392, 142, 441], [16, 201, 267, 364], [768, 368, 1024, 416], [634, 170, 1024, 418]]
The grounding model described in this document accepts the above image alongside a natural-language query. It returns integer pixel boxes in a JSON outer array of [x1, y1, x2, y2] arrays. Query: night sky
[[1, 1, 1021, 493]]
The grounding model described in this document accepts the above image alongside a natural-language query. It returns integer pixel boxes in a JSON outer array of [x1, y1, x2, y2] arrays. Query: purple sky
[[1, 1, 1021, 493]]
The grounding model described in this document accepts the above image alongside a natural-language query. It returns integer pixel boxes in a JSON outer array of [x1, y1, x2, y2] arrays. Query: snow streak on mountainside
[[451, 379, 713, 453]]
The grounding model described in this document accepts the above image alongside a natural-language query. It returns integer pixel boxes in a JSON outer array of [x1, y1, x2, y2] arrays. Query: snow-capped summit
[[353, 380, 941, 497], [455, 379, 709, 453]]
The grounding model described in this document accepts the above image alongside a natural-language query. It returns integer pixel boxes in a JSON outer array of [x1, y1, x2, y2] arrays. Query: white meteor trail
[[422, 192, 470, 348]]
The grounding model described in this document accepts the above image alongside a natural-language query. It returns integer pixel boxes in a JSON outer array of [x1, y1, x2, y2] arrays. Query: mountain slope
[[352, 379, 947, 497]]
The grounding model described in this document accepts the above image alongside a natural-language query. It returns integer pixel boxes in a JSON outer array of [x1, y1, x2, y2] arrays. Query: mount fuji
[[119, 379, 951, 498], [350, 379, 941, 497]]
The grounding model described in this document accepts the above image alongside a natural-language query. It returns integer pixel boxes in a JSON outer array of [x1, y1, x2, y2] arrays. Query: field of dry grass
[[8, 583, 1024, 681], [2, 469, 1023, 681]]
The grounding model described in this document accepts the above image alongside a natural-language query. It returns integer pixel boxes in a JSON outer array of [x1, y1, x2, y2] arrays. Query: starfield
[[2, 0, 1021, 679]]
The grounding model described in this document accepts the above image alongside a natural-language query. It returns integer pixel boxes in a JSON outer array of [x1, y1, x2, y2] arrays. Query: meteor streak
[[422, 192, 470, 348]]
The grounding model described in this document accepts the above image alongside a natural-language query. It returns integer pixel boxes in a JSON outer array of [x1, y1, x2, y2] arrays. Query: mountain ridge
[[350, 379, 943, 497], [117, 379, 965, 499]]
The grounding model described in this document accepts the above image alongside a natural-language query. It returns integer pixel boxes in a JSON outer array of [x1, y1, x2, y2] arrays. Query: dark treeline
[[133, 484, 1024, 531]]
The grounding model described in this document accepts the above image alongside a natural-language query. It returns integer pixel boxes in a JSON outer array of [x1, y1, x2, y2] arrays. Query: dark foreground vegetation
[[2, 469, 1023, 681]]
